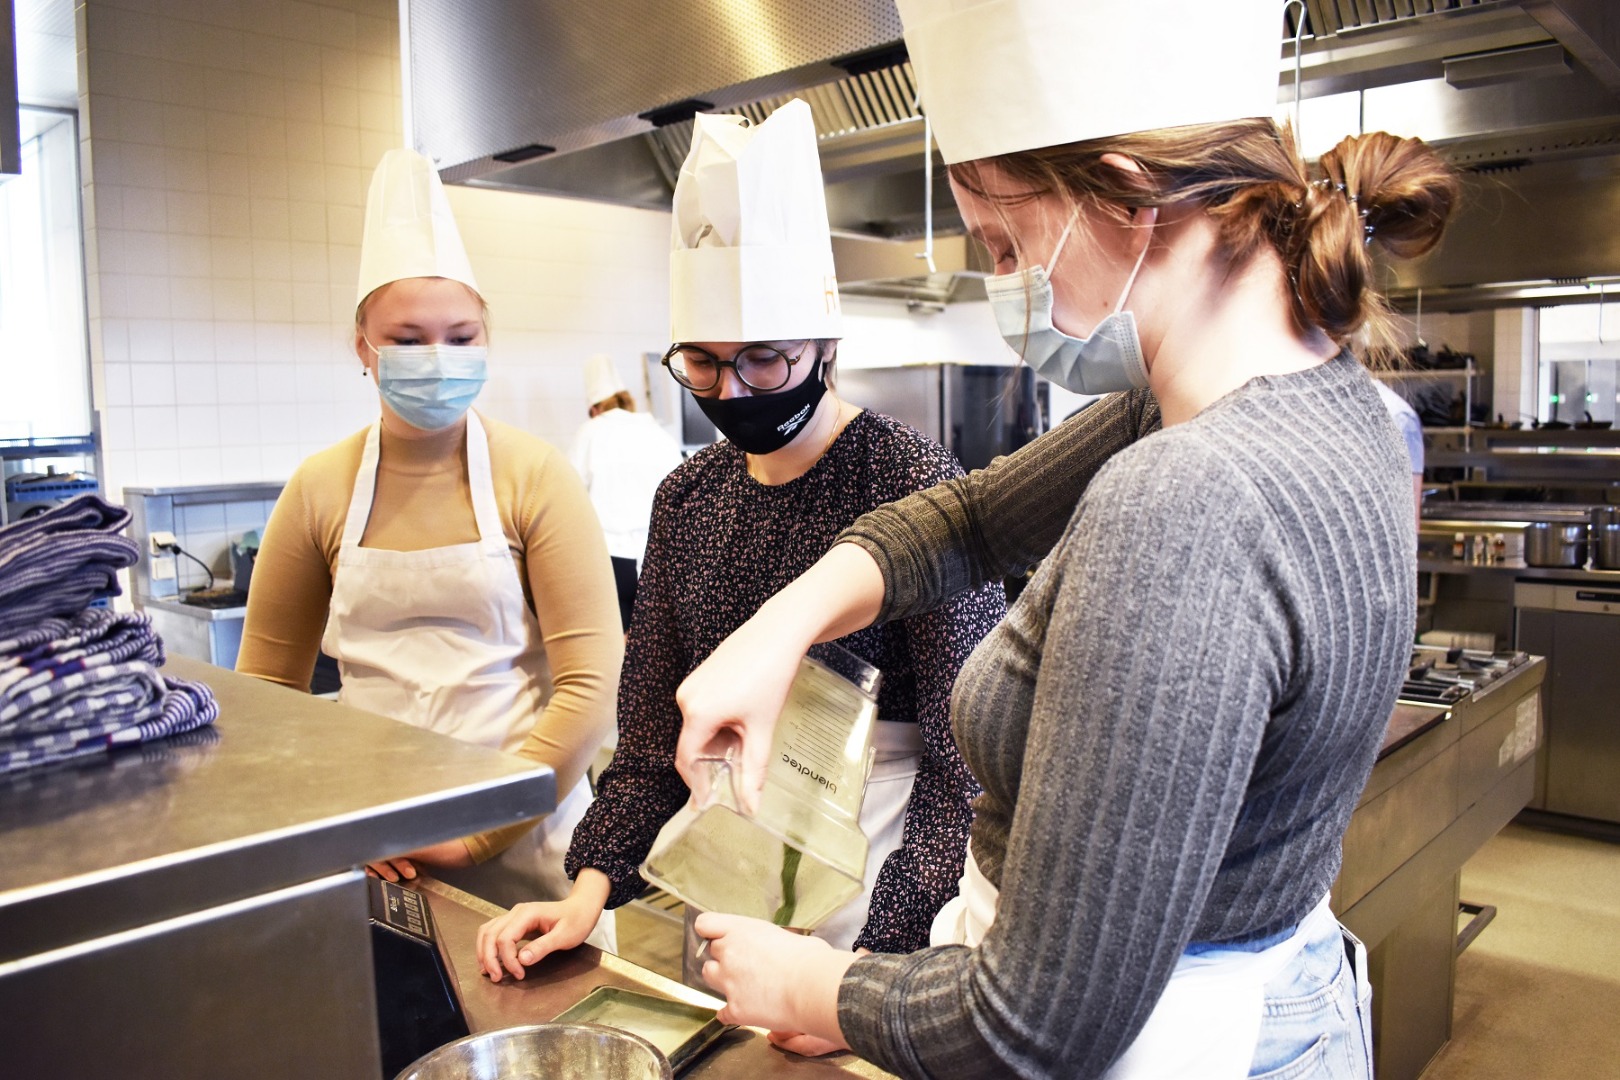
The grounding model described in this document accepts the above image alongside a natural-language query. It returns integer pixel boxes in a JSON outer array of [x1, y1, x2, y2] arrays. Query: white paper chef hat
[[356, 148, 480, 305], [584, 353, 627, 405], [896, 0, 1282, 165], [669, 98, 842, 343]]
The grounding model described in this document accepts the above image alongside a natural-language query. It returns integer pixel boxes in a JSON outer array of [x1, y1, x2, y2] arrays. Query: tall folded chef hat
[[356, 148, 480, 305], [896, 0, 1282, 164], [669, 98, 842, 343], [584, 353, 627, 405]]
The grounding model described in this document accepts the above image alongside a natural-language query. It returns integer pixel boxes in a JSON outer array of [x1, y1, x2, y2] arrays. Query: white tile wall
[[1493, 308, 1538, 424], [79, 0, 675, 506], [164, 496, 280, 592]]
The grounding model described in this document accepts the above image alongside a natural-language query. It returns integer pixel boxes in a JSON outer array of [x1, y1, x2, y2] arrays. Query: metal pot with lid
[[1524, 521, 1588, 568], [1592, 507, 1620, 570]]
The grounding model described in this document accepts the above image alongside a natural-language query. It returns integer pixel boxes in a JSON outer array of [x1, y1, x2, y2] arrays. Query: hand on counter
[[476, 869, 611, 982], [692, 912, 855, 1051], [366, 857, 420, 883], [366, 838, 475, 883], [767, 1031, 850, 1058]]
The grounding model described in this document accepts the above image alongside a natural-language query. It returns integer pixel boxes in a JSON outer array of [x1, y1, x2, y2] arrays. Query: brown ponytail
[[1304, 132, 1458, 351], [949, 120, 1459, 354]]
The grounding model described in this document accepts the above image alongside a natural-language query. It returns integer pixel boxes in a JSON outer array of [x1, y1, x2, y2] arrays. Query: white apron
[[929, 848, 1335, 1079], [677, 719, 923, 990], [322, 413, 614, 951], [811, 719, 924, 949]]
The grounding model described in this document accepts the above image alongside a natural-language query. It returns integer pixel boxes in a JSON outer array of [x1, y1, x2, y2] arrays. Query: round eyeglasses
[[661, 342, 811, 393]]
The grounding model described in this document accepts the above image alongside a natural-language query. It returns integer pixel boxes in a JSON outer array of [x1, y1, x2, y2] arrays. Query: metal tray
[[552, 986, 727, 1074]]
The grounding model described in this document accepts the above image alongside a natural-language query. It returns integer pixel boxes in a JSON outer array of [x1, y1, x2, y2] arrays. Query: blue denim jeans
[[1246, 917, 1374, 1079]]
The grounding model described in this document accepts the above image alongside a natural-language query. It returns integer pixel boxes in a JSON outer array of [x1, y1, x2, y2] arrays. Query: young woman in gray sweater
[[668, 2, 1461, 1076]]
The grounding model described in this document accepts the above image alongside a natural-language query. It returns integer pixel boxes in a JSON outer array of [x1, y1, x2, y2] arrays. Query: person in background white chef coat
[[1373, 378, 1426, 528], [672, 1, 1460, 1076], [475, 101, 1004, 1022], [568, 354, 684, 630], [238, 149, 621, 950]]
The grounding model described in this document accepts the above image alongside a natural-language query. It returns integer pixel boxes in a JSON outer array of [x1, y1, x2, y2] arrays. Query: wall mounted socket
[[149, 530, 178, 554], [151, 556, 177, 581]]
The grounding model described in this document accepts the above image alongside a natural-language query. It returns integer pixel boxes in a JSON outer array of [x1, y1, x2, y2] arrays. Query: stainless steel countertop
[[124, 481, 285, 501], [140, 593, 248, 620], [1423, 503, 1596, 524], [1418, 556, 1620, 584], [0, 656, 555, 963], [1380, 702, 1450, 759], [416, 878, 896, 1079], [1375, 657, 1547, 768]]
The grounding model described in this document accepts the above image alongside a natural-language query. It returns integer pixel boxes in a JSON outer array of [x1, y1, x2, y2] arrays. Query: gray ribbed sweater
[[836, 351, 1415, 1078]]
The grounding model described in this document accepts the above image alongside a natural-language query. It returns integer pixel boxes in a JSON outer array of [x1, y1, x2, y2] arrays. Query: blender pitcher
[[641, 642, 881, 931]]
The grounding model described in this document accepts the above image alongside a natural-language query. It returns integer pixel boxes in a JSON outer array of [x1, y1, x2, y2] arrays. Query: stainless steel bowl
[[394, 1023, 674, 1080], [1524, 521, 1588, 568]]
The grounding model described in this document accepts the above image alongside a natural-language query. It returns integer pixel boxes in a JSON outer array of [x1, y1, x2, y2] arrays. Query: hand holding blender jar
[[643, 642, 882, 935]]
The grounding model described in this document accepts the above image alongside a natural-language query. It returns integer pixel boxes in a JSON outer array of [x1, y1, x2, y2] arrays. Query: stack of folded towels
[[0, 494, 219, 775]]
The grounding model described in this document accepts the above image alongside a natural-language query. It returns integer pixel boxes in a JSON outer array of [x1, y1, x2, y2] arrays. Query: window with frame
[[0, 107, 91, 441]]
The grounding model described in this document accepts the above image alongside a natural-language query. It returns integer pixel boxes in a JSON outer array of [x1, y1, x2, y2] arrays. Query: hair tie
[[1314, 177, 1374, 242]]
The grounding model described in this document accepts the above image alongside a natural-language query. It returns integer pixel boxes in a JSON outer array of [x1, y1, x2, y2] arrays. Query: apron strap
[[338, 415, 504, 553], [463, 412, 507, 553], [339, 423, 383, 549]]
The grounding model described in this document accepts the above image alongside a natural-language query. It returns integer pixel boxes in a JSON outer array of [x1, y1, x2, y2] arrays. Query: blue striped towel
[[0, 609, 220, 775], [0, 495, 140, 638]]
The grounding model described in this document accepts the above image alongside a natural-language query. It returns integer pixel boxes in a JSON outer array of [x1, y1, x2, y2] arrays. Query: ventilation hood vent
[[407, 0, 1620, 304]]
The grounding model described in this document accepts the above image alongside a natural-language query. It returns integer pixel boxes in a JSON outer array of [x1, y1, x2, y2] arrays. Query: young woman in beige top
[[237, 150, 622, 945]]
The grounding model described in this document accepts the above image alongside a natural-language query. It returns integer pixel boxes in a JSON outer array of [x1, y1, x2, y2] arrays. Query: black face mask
[[694, 357, 827, 455]]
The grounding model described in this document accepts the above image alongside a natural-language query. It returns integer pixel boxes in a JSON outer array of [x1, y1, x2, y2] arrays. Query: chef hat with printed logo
[[895, 0, 1282, 165], [669, 98, 842, 343], [584, 353, 627, 405], [356, 148, 480, 305]]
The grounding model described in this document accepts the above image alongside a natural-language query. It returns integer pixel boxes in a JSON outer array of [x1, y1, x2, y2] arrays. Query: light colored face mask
[[984, 209, 1153, 396], [369, 343, 489, 431]]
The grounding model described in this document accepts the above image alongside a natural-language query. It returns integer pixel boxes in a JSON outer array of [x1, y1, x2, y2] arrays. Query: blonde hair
[[354, 278, 491, 338], [593, 390, 636, 414], [950, 120, 1459, 357], [813, 338, 840, 391]]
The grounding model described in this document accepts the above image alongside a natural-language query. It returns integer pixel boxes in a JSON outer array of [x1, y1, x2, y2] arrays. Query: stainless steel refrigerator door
[[1514, 584, 1620, 823]]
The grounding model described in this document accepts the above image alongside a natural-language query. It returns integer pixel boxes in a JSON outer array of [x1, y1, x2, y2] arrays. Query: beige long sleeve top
[[236, 411, 624, 862]]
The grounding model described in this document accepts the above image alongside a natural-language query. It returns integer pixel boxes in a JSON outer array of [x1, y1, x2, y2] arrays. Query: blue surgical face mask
[[984, 211, 1153, 396], [371, 343, 488, 431]]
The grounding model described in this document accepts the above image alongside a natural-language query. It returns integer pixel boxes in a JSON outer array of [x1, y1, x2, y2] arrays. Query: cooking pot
[[1593, 523, 1620, 571], [394, 1023, 673, 1080], [1524, 522, 1587, 568]]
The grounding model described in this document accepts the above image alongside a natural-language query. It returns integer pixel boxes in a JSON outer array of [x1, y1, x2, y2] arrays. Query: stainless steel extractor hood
[[406, 0, 1620, 303]]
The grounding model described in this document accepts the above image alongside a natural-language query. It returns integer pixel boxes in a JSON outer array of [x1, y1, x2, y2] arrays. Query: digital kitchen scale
[[368, 877, 469, 1079]]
